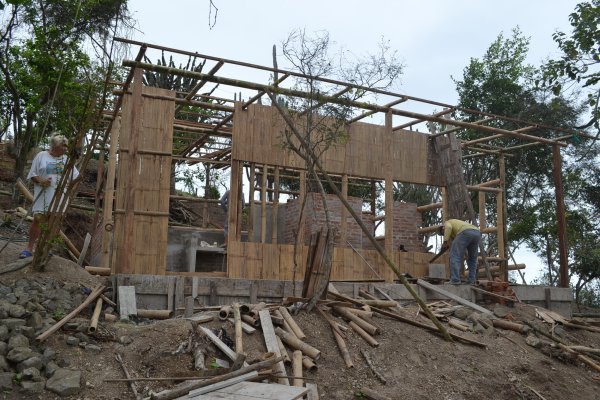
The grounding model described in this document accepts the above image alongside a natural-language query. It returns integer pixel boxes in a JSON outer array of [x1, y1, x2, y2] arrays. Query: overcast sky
[[127, 0, 581, 108], [126, 0, 582, 281]]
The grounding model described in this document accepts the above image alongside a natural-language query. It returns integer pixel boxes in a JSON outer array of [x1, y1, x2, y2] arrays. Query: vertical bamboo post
[[261, 164, 268, 243], [478, 192, 486, 231], [233, 303, 243, 353], [102, 117, 120, 271], [248, 163, 255, 242], [384, 111, 393, 256], [496, 191, 506, 281], [297, 170, 307, 246], [228, 159, 242, 245], [271, 166, 280, 243], [498, 154, 509, 281], [552, 144, 569, 287], [442, 186, 449, 222], [340, 174, 348, 246]]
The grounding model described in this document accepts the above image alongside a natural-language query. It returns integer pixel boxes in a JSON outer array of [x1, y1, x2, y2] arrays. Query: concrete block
[[429, 264, 447, 279]]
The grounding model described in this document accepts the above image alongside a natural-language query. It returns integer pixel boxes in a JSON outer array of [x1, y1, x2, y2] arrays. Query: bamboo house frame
[[93, 38, 587, 288]]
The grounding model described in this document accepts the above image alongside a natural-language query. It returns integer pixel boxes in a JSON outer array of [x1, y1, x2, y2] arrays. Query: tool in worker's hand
[[429, 247, 448, 263]]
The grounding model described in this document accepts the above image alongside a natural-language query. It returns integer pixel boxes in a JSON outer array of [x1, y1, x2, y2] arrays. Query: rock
[[554, 325, 567, 337], [0, 355, 8, 372], [0, 285, 11, 296], [42, 347, 56, 362], [525, 334, 542, 348], [17, 356, 43, 372], [0, 318, 26, 330], [56, 357, 70, 368], [8, 334, 29, 351], [21, 380, 46, 393], [12, 325, 35, 339], [46, 368, 82, 396], [0, 309, 7, 319], [21, 366, 42, 381], [0, 326, 8, 341], [0, 372, 15, 391], [27, 312, 43, 330], [453, 307, 471, 320], [105, 306, 115, 314], [6, 347, 35, 363], [0, 342, 7, 356], [119, 335, 133, 345], [66, 336, 80, 346], [8, 304, 27, 319], [45, 361, 59, 378], [65, 322, 79, 331], [493, 305, 511, 318], [5, 293, 17, 304], [74, 332, 90, 342], [84, 344, 101, 353]]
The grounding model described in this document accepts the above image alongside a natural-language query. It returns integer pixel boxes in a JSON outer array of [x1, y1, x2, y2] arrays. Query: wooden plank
[[199, 327, 247, 365], [118, 286, 137, 317], [175, 276, 185, 310], [305, 383, 320, 400], [416, 279, 492, 315], [258, 309, 289, 385], [167, 277, 175, 311], [188, 372, 259, 398], [77, 233, 92, 267], [192, 381, 308, 400]]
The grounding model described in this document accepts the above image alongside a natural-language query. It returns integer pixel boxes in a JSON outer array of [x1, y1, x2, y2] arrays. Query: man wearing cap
[[439, 219, 481, 284]]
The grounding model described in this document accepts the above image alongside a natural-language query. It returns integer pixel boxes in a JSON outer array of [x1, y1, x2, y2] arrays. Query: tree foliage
[[543, 0, 600, 131], [0, 0, 131, 178], [453, 27, 600, 293]]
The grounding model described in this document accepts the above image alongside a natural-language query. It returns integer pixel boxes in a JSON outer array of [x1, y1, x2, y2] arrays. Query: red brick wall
[[282, 193, 424, 252]]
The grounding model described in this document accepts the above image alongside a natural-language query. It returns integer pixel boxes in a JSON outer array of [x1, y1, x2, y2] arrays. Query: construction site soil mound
[[0, 238, 599, 399]]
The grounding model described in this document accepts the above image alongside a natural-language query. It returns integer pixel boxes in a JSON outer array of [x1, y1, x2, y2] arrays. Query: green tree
[[0, 0, 131, 178], [543, 0, 600, 131], [453, 27, 597, 286]]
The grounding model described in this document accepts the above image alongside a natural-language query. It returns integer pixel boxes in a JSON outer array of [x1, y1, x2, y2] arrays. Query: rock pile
[[0, 276, 90, 396]]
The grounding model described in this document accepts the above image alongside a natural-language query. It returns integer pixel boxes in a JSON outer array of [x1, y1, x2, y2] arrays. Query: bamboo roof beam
[[433, 117, 496, 137], [242, 73, 290, 110], [461, 125, 538, 147], [347, 97, 407, 123], [174, 60, 225, 113], [298, 86, 353, 117], [122, 60, 567, 147], [115, 38, 590, 141], [393, 108, 454, 131], [113, 89, 235, 113]]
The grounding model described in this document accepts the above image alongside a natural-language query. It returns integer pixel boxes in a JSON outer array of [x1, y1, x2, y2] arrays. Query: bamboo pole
[[274, 327, 321, 360], [328, 291, 486, 348], [333, 329, 354, 368], [123, 60, 567, 147], [136, 309, 172, 319], [354, 299, 397, 308], [345, 308, 373, 319], [349, 321, 379, 347], [151, 356, 283, 400], [36, 285, 105, 342], [233, 303, 243, 353], [333, 306, 379, 336], [279, 306, 306, 339], [302, 356, 317, 371], [292, 350, 303, 387], [88, 298, 103, 333], [219, 305, 232, 321], [85, 266, 111, 276], [265, 90, 452, 342], [276, 336, 292, 365]]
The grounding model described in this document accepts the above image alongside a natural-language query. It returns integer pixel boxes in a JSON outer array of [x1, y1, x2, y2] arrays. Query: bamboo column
[[248, 164, 255, 241], [498, 154, 509, 281], [384, 111, 394, 256], [271, 166, 280, 243], [552, 144, 569, 287], [261, 164, 268, 243], [102, 117, 120, 271], [340, 174, 348, 245]]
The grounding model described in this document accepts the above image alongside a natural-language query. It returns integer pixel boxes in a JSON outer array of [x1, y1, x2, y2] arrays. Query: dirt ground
[[1, 232, 599, 400]]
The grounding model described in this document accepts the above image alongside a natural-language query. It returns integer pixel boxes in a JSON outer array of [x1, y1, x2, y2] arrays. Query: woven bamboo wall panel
[[112, 86, 174, 275], [232, 103, 440, 184], [226, 241, 432, 282]]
